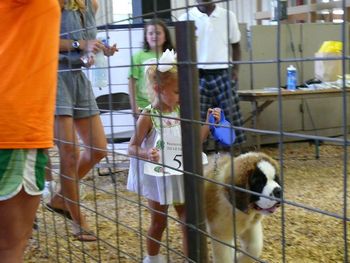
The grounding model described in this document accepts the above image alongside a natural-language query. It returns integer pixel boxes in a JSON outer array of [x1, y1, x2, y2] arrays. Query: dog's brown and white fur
[[204, 152, 281, 263]]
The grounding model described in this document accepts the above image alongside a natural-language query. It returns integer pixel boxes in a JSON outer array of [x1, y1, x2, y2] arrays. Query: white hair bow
[[157, 49, 176, 72], [144, 49, 176, 74]]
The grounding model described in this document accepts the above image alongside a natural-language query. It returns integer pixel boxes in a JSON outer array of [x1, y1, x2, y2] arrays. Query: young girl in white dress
[[127, 49, 221, 263]]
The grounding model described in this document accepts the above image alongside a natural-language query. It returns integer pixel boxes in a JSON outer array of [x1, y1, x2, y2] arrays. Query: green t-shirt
[[129, 50, 157, 109]]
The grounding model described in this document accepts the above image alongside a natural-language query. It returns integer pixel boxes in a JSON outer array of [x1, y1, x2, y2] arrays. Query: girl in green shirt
[[128, 18, 175, 118]]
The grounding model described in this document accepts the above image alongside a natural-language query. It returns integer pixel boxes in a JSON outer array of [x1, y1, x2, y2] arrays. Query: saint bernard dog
[[204, 152, 282, 263]]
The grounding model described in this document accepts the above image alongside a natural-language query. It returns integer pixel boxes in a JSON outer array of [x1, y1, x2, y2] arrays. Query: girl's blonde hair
[[145, 64, 177, 105], [64, 0, 86, 11]]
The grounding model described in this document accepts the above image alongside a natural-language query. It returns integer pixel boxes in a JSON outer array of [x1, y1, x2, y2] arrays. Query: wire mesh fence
[[25, 0, 350, 262]]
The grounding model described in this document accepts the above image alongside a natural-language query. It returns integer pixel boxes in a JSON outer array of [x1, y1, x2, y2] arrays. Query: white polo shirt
[[178, 6, 241, 69]]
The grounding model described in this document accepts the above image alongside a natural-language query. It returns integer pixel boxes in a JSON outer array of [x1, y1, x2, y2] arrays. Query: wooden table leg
[[252, 101, 261, 150]]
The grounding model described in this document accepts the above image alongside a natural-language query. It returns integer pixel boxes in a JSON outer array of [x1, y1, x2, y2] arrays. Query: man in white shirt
[[178, 0, 246, 147]]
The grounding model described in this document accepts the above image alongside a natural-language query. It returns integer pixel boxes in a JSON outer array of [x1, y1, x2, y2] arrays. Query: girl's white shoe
[[143, 254, 166, 263]]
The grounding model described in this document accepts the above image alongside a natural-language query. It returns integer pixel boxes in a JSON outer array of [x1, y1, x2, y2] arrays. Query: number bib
[[144, 131, 183, 176]]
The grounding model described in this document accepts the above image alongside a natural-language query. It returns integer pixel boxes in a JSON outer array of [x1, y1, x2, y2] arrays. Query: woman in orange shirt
[[0, 0, 60, 262]]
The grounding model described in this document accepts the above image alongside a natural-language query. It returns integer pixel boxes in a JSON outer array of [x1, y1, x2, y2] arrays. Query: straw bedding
[[24, 142, 349, 262]]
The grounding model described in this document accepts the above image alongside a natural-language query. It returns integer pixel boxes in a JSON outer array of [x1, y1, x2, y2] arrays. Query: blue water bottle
[[286, 65, 297, 91]]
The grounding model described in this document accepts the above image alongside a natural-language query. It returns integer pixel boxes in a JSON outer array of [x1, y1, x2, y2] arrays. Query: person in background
[[128, 18, 175, 119], [127, 50, 221, 263], [0, 0, 60, 262], [178, 0, 246, 150], [46, 0, 117, 242]]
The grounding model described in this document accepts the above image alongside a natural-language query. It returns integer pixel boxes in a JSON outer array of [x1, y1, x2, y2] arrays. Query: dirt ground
[[24, 142, 350, 263]]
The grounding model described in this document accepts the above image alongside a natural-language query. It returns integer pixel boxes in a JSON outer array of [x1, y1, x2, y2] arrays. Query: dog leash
[[213, 152, 219, 176]]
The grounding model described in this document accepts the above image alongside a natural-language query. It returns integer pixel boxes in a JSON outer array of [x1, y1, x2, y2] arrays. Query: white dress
[[127, 106, 185, 205]]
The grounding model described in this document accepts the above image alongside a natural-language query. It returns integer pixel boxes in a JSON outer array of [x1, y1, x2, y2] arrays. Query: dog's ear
[[226, 182, 250, 213], [235, 183, 250, 213], [235, 166, 255, 213]]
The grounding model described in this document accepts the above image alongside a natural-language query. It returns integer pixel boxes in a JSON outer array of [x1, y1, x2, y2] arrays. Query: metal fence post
[[175, 21, 208, 263]]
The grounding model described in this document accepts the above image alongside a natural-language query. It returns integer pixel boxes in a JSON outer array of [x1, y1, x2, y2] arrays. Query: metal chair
[[96, 92, 131, 115], [96, 92, 134, 181]]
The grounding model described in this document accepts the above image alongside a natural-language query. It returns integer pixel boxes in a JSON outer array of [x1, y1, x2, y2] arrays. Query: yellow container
[[318, 41, 342, 53]]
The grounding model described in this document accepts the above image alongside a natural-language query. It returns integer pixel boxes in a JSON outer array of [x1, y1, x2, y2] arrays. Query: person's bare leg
[[74, 114, 107, 180], [146, 200, 168, 256], [71, 115, 107, 240], [0, 189, 40, 263], [49, 116, 87, 229], [49, 115, 106, 240]]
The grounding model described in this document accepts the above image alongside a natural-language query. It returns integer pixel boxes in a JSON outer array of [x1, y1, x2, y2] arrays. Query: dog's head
[[227, 152, 282, 215], [248, 158, 281, 214]]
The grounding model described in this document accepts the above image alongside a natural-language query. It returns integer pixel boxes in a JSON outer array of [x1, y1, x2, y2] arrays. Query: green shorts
[[0, 149, 48, 201]]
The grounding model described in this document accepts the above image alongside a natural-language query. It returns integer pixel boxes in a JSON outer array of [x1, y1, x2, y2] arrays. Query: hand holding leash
[[208, 110, 236, 146], [207, 108, 221, 123]]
